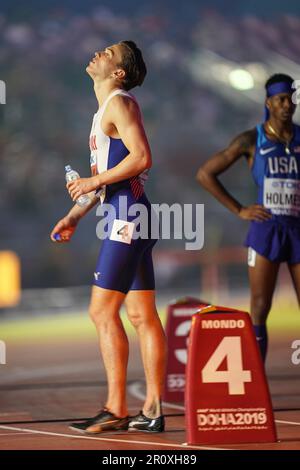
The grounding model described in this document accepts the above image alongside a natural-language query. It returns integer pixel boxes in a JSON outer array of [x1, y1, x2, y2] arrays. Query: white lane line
[[129, 381, 300, 430], [128, 381, 227, 449], [275, 419, 300, 426], [0, 425, 225, 451], [128, 382, 185, 412], [0, 432, 34, 436]]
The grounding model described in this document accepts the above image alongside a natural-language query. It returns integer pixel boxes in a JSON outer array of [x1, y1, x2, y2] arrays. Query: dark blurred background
[[1, 0, 300, 297]]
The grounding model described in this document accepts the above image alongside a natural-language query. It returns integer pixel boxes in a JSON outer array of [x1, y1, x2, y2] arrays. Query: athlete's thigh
[[248, 250, 280, 303], [124, 241, 157, 322], [287, 263, 300, 306], [93, 236, 144, 294], [89, 285, 126, 314]]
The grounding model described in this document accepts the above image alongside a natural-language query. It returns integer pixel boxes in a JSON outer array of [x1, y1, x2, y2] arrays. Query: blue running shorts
[[93, 189, 158, 294], [244, 217, 300, 264]]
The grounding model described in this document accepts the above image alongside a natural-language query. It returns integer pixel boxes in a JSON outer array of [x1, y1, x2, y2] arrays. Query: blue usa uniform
[[89, 89, 157, 293], [245, 123, 300, 263]]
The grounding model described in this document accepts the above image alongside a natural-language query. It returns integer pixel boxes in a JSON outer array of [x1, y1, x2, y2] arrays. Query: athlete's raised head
[[86, 40, 147, 91], [265, 73, 296, 122]]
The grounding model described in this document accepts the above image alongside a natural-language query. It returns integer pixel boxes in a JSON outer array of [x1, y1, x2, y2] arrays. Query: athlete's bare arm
[[197, 129, 271, 221], [101, 95, 152, 178], [67, 96, 151, 203], [50, 191, 99, 243]]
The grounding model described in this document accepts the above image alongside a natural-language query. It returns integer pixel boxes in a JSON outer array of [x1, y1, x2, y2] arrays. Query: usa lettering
[[268, 156, 298, 175]]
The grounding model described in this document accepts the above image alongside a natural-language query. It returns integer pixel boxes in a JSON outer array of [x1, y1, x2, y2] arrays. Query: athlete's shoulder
[[110, 91, 138, 109], [107, 92, 140, 119], [228, 127, 257, 156]]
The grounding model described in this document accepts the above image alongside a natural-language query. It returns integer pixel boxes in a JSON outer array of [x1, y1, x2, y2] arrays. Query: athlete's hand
[[50, 216, 78, 243], [238, 205, 272, 222], [66, 176, 100, 202]]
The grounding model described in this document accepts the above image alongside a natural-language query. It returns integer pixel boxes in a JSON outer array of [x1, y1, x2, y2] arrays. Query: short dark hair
[[118, 40, 147, 90], [265, 73, 294, 90]]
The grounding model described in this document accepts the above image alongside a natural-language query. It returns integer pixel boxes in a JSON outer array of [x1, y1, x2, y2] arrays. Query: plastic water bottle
[[65, 165, 91, 207]]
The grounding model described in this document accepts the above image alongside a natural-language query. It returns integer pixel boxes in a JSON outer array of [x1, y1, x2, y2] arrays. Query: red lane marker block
[[163, 297, 210, 403], [186, 310, 277, 445]]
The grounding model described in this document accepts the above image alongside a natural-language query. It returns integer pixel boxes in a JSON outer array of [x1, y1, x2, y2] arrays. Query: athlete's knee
[[251, 293, 272, 323], [126, 305, 160, 329], [89, 303, 103, 325], [89, 302, 115, 328], [126, 308, 144, 328]]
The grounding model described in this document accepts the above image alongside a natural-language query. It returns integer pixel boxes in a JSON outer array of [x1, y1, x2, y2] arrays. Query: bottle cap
[[54, 233, 61, 241]]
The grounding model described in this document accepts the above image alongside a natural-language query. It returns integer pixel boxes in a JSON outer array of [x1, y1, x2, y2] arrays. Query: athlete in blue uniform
[[50, 41, 166, 433], [197, 74, 300, 363]]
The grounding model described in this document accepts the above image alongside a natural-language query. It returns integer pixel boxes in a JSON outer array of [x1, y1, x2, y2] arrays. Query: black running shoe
[[69, 408, 129, 434], [128, 411, 165, 433]]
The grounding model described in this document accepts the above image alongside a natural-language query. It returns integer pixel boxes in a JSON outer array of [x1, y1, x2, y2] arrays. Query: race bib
[[109, 219, 135, 244], [263, 178, 300, 216]]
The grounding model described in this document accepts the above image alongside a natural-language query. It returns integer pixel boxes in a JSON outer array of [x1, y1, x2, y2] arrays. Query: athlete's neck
[[93, 80, 124, 108], [267, 117, 293, 137]]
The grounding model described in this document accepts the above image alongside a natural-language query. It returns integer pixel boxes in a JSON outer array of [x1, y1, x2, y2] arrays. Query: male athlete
[[50, 41, 166, 433], [197, 74, 300, 362]]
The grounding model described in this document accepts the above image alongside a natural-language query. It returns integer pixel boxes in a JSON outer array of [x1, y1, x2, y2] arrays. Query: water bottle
[[65, 165, 91, 207]]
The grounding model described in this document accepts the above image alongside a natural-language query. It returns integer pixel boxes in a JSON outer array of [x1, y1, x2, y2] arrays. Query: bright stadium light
[[229, 69, 254, 90]]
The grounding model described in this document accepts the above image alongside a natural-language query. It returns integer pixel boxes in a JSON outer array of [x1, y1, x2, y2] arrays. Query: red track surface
[[1, 333, 300, 450]]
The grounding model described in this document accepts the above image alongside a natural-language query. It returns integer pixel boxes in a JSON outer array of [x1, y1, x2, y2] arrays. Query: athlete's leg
[[125, 289, 167, 418], [287, 263, 300, 306], [89, 286, 128, 418], [248, 251, 280, 361]]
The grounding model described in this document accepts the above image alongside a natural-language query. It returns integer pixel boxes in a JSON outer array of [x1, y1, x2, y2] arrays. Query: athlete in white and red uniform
[[89, 88, 147, 203], [87, 86, 157, 294], [50, 41, 166, 433]]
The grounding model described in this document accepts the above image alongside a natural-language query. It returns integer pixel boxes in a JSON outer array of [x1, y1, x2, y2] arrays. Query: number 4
[[201, 336, 252, 395]]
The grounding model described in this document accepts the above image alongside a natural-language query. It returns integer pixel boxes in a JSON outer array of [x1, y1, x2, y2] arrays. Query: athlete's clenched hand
[[66, 176, 100, 202], [50, 216, 78, 243]]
